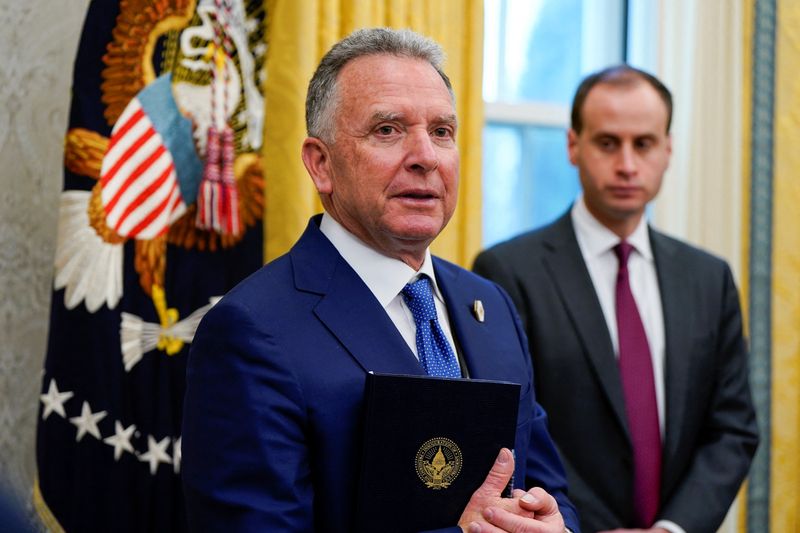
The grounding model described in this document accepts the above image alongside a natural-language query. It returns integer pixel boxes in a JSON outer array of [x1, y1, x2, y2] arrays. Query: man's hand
[[597, 527, 669, 533], [458, 448, 566, 533]]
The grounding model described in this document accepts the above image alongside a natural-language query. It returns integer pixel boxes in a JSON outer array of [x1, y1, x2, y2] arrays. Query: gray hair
[[305, 27, 454, 142]]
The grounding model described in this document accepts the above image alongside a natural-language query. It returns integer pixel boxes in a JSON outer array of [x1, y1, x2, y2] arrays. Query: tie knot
[[614, 240, 634, 267], [402, 276, 437, 322]]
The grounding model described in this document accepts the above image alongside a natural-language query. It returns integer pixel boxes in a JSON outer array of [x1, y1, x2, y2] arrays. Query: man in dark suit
[[182, 28, 579, 533], [473, 65, 758, 533]]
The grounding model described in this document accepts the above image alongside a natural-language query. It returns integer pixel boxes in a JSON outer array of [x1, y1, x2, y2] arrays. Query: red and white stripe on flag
[[100, 98, 187, 239]]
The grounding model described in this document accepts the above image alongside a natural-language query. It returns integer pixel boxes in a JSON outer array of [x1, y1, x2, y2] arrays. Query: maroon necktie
[[614, 241, 661, 527]]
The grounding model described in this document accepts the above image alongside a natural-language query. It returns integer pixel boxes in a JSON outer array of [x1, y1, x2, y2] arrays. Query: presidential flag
[[99, 73, 196, 240], [35, 1, 267, 530]]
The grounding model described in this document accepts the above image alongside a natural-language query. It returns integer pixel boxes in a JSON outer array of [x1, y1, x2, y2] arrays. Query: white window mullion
[[484, 101, 569, 128]]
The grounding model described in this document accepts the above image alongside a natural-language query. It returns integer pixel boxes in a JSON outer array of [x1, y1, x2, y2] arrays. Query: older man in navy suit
[[182, 28, 579, 533]]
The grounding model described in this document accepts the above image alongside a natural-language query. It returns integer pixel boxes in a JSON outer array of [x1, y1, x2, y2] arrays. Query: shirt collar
[[319, 212, 443, 307], [571, 195, 654, 260]]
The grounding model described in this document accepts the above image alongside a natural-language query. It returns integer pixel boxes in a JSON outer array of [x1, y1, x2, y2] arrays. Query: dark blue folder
[[355, 372, 520, 532]]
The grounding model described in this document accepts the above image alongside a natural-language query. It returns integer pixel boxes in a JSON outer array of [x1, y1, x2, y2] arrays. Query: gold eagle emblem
[[415, 437, 463, 490], [60, 0, 266, 304]]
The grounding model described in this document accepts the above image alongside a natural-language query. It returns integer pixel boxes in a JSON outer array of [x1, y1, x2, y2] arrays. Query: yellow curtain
[[262, 0, 484, 266], [770, 1, 800, 529], [741, 1, 800, 531]]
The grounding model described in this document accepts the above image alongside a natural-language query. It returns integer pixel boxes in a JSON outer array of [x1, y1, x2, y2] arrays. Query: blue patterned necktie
[[401, 276, 461, 378]]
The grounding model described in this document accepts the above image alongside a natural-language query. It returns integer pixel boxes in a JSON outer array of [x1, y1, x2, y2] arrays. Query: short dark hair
[[570, 64, 673, 134], [305, 27, 454, 142]]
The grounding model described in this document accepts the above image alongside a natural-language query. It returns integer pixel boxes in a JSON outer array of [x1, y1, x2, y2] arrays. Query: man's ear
[[566, 129, 579, 166], [301, 137, 333, 194]]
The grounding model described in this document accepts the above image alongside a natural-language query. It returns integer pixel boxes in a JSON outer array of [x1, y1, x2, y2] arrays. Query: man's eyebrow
[[368, 112, 458, 126], [433, 114, 458, 126], [370, 111, 403, 123], [590, 131, 620, 140], [591, 130, 659, 139]]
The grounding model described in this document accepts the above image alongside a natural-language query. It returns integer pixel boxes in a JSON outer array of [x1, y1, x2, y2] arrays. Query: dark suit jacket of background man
[[182, 215, 580, 532], [473, 210, 758, 532]]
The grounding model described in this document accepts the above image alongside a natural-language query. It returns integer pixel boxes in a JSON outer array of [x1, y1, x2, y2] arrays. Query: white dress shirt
[[573, 198, 686, 533], [319, 213, 459, 364], [571, 196, 666, 436]]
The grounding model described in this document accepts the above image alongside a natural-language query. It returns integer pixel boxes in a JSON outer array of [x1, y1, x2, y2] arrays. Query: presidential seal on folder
[[416, 436, 463, 489], [355, 372, 520, 532]]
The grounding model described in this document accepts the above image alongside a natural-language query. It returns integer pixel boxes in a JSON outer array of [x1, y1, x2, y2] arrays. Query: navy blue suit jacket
[[182, 216, 579, 532]]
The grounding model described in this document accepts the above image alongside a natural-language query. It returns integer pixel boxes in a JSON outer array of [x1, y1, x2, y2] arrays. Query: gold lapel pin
[[472, 300, 485, 323]]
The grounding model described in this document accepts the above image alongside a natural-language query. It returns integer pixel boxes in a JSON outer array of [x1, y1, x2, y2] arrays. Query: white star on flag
[[173, 437, 182, 474], [69, 401, 107, 442], [139, 435, 172, 475], [40, 379, 73, 420], [103, 421, 137, 460]]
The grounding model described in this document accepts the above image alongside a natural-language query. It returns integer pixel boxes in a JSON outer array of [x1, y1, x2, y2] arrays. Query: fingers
[[463, 521, 485, 533], [480, 505, 547, 533], [462, 518, 517, 533], [460, 450, 570, 533], [458, 449, 518, 531], [473, 448, 515, 498], [518, 487, 560, 517]]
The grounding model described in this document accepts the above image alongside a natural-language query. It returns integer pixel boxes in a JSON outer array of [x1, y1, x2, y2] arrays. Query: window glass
[[481, 0, 627, 247], [484, 0, 624, 105], [482, 124, 579, 248], [484, 0, 583, 105]]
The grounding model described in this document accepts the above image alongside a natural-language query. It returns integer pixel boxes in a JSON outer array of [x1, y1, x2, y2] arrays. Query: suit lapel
[[543, 215, 629, 435], [290, 217, 424, 376], [650, 230, 693, 471], [434, 260, 503, 380]]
